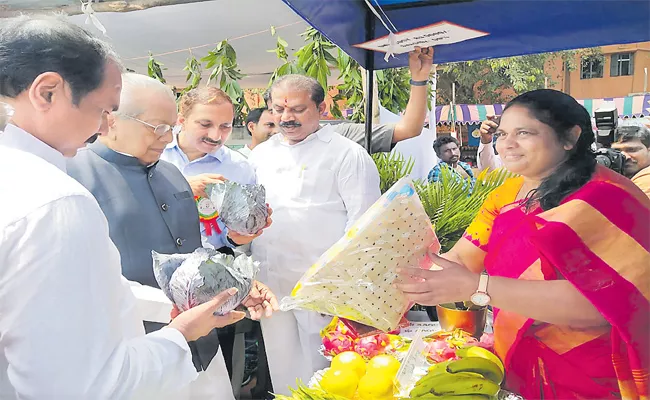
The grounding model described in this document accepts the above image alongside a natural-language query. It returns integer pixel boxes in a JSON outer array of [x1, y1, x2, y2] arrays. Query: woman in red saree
[[398, 89, 650, 399]]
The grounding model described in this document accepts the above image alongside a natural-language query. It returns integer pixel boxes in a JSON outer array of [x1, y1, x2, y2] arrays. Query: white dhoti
[[260, 309, 330, 395]]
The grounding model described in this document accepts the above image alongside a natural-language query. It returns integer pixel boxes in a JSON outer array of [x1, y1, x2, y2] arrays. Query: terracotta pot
[[436, 303, 487, 338]]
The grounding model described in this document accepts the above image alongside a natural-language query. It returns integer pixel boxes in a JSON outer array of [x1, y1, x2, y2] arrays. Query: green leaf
[[270, 25, 276, 36]]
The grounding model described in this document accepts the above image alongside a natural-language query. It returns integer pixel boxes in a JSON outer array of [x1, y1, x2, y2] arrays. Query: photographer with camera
[[611, 124, 650, 197]]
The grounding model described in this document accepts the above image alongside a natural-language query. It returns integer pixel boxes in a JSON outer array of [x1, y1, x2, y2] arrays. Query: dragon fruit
[[478, 332, 495, 350], [354, 333, 390, 359], [322, 332, 355, 357], [426, 340, 458, 363]]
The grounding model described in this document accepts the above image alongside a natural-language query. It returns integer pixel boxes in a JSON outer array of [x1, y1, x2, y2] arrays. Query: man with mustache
[[248, 74, 381, 395], [160, 87, 272, 398], [160, 87, 261, 250], [67, 73, 278, 399], [263, 47, 434, 153], [427, 135, 475, 185], [612, 124, 650, 197], [0, 15, 248, 399]]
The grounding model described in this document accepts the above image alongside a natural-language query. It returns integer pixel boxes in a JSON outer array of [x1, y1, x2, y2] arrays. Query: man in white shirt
[[239, 107, 277, 157], [0, 15, 246, 399], [262, 47, 433, 154], [476, 115, 504, 172], [249, 74, 381, 395]]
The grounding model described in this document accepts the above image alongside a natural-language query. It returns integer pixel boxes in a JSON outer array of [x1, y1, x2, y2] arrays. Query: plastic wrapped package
[[152, 247, 259, 315], [206, 181, 268, 235], [280, 177, 440, 332]]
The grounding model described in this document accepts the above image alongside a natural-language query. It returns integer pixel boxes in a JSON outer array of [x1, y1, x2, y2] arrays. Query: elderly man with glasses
[[67, 73, 278, 400]]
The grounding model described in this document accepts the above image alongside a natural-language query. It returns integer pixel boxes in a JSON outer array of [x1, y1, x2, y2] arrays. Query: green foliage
[[182, 51, 201, 94], [294, 28, 338, 90], [415, 168, 515, 252], [372, 152, 415, 194], [147, 52, 166, 84], [330, 50, 365, 122], [268, 25, 304, 85], [201, 40, 248, 124], [377, 67, 411, 115]]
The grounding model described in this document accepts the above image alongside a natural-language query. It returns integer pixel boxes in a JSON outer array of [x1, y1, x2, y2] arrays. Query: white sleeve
[[476, 141, 503, 171], [337, 146, 382, 231], [0, 195, 198, 399]]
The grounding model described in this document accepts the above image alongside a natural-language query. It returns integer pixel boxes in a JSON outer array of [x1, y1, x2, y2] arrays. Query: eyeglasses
[[124, 115, 172, 137]]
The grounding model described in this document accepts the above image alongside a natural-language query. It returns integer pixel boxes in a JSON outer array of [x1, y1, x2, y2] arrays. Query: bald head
[[114, 73, 176, 118], [103, 73, 177, 165]]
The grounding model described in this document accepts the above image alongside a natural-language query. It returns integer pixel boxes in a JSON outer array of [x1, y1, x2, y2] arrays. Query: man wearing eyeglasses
[[67, 73, 278, 400]]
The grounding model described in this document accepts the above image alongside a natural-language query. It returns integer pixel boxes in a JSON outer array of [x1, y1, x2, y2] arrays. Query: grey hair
[[269, 74, 325, 105], [0, 14, 122, 105], [113, 73, 175, 118]]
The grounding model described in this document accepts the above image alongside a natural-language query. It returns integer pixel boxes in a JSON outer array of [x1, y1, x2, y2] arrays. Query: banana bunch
[[273, 380, 350, 400], [409, 346, 504, 400]]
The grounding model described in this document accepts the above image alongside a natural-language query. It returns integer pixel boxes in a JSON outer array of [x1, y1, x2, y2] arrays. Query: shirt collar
[[278, 124, 334, 146], [90, 141, 157, 169], [438, 160, 466, 168], [0, 123, 67, 172], [168, 131, 225, 163]]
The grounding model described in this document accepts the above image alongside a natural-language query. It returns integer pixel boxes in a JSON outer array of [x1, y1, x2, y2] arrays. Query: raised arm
[[392, 47, 433, 143]]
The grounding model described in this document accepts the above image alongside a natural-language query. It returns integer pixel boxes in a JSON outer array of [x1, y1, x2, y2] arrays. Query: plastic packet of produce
[[152, 247, 259, 314], [280, 177, 440, 332], [206, 181, 268, 235], [394, 329, 431, 398]]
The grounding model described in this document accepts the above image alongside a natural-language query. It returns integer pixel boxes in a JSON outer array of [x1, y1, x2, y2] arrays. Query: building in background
[[548, 41, 650, 99]]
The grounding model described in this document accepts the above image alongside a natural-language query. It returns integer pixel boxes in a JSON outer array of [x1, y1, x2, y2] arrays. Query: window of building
[[581, 56, 604, 79], [611, 53, 634, 77]]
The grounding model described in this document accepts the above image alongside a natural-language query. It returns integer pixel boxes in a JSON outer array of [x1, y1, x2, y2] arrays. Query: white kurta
[[248, 125, 381, 395], [0, 125, 198, 399]]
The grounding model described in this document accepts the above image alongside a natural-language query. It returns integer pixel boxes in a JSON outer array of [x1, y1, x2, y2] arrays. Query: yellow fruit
[[366, 354, 401, 378], [357, 371, 395, 400], [457, 346, 505, 374], [320, 368, 359, 399], [331, 351, 367, 379]]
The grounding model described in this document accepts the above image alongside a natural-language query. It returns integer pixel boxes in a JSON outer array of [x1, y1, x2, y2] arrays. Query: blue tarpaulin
[[281, 0, 650, 70]]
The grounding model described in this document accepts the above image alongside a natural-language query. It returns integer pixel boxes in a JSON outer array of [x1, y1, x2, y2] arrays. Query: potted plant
[[372, 152, 416, 194]]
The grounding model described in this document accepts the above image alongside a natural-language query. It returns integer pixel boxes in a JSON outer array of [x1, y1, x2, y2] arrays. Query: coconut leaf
[[415, 168, 515, 252], [372, 152, 415, 194]]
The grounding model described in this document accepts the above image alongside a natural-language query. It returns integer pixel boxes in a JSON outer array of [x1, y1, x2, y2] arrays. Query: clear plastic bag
[[206, 181, 268, 235], [280, 177, 440, 332], [152, 247, 259, 314]]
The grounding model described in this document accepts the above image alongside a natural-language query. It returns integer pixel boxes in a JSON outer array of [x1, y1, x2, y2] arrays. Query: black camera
[[593, 103, 626, 175], [594, 147, 625, 174]]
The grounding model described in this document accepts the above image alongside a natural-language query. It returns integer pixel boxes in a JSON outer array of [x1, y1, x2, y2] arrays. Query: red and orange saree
[[464, 166, 650, 399]]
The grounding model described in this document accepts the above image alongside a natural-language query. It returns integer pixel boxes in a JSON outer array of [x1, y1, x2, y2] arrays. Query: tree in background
[[437, 48, 603, 104]]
